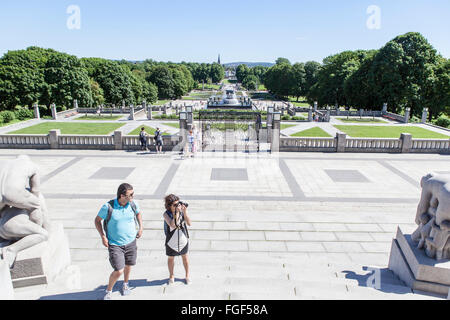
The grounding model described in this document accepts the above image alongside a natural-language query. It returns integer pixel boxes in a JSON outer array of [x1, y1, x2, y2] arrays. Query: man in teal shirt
[[94, 183, 143, 300]]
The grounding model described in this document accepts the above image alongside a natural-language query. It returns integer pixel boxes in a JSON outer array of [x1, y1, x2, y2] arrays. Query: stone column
[[404, 107, 411, 123], [51, 104, 57, 120], [326, 107, 331, 122], [187, 110, 193, 131], [382, 103, 388, 114], [271, 112, 281, 153], [308, 107, 313, 122], [421, 108, 428, 124], [359, 109, 364, 118], [163, 105, 167, 115], [400, 133, 412, 153], [33, 104, 40, 120], [147, 105, 152, 120], [73, 99, 78, 111], [114, 130, 123, 150], [267, 108, 274, 143], [179, 112, 188, 153], [129, 105, 135, 120], [49, 129, 60, 149], [336, 133, 347, 153]]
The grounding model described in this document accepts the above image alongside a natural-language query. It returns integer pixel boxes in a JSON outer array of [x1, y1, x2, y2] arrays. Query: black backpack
[[103, 200, 139, 239]]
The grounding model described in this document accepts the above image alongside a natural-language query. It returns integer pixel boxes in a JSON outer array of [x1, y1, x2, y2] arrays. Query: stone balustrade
[[0, 134, 50, 149], [280, 134, 449, 154], [77, 107, 144, 114], [0, 131, 447, 154], [280, 137, 336, 152], [411, 139, 450, 153], [58, 135, 115, 149], [345, 138, 402, 153]]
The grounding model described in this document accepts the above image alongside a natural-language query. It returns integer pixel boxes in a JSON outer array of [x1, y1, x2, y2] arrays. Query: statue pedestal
[[388, 227, 450, 296], [0, 259, 14, 299], [9, 222, 71, 289]]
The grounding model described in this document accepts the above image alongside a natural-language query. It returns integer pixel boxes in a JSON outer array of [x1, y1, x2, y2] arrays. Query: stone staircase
[[12, 252, 443, 300]]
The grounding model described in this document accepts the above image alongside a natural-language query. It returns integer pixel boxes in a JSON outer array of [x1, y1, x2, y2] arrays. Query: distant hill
[[224, 62, 274, 68]]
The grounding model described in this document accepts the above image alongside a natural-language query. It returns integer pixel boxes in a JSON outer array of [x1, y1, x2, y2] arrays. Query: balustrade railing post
[[49, 129, 60, 149], [114, 130, 123, 150], [400, 133, 412, 153], [336, 133, 346, 153]]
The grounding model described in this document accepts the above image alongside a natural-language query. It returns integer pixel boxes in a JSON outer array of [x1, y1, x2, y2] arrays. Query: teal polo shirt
[[98, 199, 141, 246]]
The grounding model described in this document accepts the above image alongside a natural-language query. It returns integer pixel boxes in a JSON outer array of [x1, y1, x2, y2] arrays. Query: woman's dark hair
[[164, 194, 179, 211], [117, 183, 133, 199], [141, 127, 145, 131]]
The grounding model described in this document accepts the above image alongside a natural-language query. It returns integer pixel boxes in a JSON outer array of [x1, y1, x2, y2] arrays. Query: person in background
[[154, 128, 163, 154]]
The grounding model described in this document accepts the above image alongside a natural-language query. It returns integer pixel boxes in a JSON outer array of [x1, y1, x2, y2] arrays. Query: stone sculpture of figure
[[0, 155, 50, 268], [411, 173, 450, 260]]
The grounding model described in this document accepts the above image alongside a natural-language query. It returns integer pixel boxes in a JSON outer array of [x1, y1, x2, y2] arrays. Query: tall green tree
[[90, 79, 105, 107], [147, 65, 174, 99], [242, 75, 258, 90], [344, 51, 380, 109], [41, 52, 93, 108], [94, 61, 134, 105], [368, 32, 440, 116], [291, 63, 306, 101], [0, 47, 54, 109], [210, 63, 224, 83], [236, 64, 250, 83], [311, 50, 371, 107], [304, 61, 321, 98], [264, 63, 293, 98], [275, 57, 291, 65]]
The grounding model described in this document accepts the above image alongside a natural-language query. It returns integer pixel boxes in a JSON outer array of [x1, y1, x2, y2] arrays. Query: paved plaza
[[1, 148, 448, 300]]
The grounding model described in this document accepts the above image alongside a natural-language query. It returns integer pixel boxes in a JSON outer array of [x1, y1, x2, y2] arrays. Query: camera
[[178, 201, 189, 208]]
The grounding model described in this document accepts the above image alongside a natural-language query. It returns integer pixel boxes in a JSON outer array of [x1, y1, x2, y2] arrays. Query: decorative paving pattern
[[325, 170, 370, 183], [210, 168, 248, 181], [89, 167, 135, 180]]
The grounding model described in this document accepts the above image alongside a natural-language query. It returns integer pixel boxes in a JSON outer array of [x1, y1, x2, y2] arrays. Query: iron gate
[[198, 111, 266, 152]]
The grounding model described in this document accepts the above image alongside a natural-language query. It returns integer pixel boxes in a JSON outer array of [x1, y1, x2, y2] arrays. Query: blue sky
[[0, 0, 449, 63]]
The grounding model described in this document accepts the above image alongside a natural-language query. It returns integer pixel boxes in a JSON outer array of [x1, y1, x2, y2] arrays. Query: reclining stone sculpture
[[0, 155, 50, 268]]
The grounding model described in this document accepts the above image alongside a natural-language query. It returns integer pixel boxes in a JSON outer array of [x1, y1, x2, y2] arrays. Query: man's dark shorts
[[108, 239, 137, 271]]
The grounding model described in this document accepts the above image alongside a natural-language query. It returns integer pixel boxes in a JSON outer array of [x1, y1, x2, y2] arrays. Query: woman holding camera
[[163, 194, 192, 285]]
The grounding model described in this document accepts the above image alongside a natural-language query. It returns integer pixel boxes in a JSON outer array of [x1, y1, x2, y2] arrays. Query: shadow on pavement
[[39, 278, 172, 300]]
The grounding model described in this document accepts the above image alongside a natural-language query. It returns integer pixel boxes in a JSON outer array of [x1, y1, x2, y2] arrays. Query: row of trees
[[260, 32, 449, 120], [235, 65, 268, 90], [0, 48, 225, 111], [264, 60, 321, 101]]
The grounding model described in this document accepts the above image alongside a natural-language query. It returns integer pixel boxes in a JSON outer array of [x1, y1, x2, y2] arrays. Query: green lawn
[[281, 124, 297, 130], [127, 126, 171, 136], [154, 100, 171, 106], [336, 117, 387, 123], [74, 115, 123, 121], [163, 122, 180, 129], [334, 125, 450, 139], [182, 92, 213, 100], [196, 84, 221, 90], [8, 122, 125, 135], [291, 127, 332, 137]]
